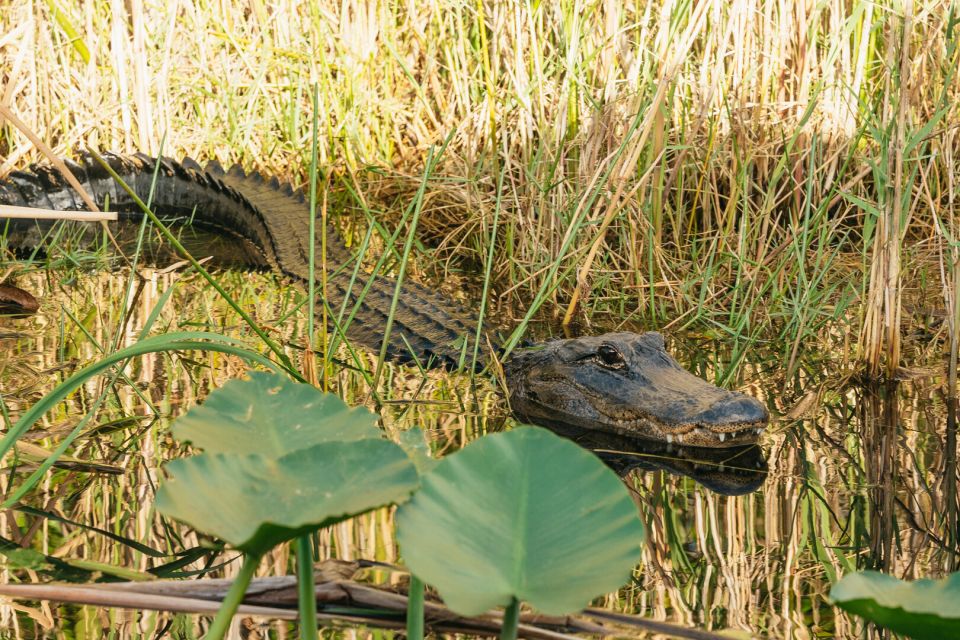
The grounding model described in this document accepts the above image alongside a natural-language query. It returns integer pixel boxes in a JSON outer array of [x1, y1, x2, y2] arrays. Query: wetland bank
[[2, 0, 960, 637]]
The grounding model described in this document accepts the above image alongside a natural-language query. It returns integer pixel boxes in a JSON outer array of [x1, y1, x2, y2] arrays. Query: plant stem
[[406, 575, 425, 640], [499, 598, 520, 640], [204, 553, 260, 640], [296, 536, 319, 640]]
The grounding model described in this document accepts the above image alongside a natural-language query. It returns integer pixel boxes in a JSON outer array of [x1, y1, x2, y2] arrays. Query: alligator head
[[505, 331, 769, 447]]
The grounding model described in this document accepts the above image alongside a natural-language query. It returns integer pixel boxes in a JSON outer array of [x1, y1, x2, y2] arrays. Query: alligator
[[0, 152, 769, 448]]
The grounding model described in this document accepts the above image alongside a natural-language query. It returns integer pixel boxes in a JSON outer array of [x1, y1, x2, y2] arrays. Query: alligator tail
[[0, 153, 494, 369]]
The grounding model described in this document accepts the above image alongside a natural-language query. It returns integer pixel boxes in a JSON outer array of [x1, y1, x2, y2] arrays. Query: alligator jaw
[[504, 331, 770, 448]]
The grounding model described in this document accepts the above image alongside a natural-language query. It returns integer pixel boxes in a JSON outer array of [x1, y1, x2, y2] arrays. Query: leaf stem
[[204, 553, 260, 640], [499, 598, 520, 640], [296, 536, 319, 640], [406, 575, 425, 640]]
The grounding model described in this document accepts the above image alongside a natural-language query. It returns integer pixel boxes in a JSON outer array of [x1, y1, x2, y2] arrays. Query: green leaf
[[396, 426, 644, 617], [172, 372, 381, 456], [156, 439, 418, 556], [43, 0, 91, 63], [831, 571, 960, 639], [396, 428, 437, 475], [0, 547, 49, 571]]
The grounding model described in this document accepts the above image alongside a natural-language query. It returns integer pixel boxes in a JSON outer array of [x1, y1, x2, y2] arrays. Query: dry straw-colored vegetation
[[2, 0, 959, 378]]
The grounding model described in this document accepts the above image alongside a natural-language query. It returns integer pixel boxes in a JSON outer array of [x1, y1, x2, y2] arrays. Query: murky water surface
[[0, 269, 956, 639]]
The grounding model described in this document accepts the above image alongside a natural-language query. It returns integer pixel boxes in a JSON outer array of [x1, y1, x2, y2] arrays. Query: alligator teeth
[[719, 433, 725, 442], [666, 434, 673, 444]]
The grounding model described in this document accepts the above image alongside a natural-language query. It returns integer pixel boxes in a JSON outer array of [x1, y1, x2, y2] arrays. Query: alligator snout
[[693, 393, 769, 431]]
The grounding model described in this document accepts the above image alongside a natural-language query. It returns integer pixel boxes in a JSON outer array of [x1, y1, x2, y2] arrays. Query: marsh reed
[[1, 0, 958, 373]]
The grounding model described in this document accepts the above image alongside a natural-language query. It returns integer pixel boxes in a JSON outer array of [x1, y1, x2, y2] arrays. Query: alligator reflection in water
[[545, 422, 768, 496]]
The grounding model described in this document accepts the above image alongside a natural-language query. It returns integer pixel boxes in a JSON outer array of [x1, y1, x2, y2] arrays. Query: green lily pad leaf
[[171, 372, 380, 456], [831, 571, 960, 639], [396, 428, 437, 475], [156, 439, 418, 556], [396, 426, 644, 616]]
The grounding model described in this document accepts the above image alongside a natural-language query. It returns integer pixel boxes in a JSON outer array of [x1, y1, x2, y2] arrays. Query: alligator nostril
[[721, 395, 769, 424], [696, 393, 769, 426]]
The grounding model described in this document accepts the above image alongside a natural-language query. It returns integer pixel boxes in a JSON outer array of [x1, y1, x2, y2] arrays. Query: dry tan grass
[[1, 0, 959, 374]]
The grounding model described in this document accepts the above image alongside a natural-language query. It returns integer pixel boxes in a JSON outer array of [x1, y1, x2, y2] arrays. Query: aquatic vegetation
[[153, 372, 644, 639], [0, 332, 279, 508], [2, 0, 960, 637], [155, 372, 417, 639], [169, 373, 383, 455], [830, 571, 960, 639], [397, 427, 645, 633]]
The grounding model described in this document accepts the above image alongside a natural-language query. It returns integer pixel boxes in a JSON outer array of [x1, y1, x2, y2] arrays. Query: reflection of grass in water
[[1, 269, 952, 637]]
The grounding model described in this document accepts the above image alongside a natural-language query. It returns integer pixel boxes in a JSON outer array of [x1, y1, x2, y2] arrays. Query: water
[[0, 269, 956, 638]]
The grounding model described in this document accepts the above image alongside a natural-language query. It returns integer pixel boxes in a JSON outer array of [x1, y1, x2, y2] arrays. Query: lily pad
[[830, 571, 960, 639], [396, 428, 437, 475], [396, 426, 644, 616], [156, 439, 418, 556], [171, 372, 380, 456]]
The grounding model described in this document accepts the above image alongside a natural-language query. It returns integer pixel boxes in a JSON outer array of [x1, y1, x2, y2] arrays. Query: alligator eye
[[596, 344, 626, 370]]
